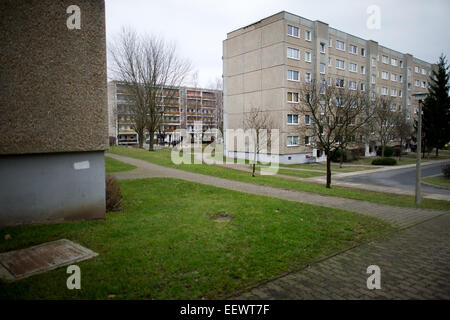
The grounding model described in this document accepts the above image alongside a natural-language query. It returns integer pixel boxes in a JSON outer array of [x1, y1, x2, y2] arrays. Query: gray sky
[[106, 0, 450, 87]]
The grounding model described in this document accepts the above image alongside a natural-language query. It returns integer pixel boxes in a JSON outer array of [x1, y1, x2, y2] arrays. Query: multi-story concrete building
[[108, 81, 223, 145], [223, 11, 435, 163]]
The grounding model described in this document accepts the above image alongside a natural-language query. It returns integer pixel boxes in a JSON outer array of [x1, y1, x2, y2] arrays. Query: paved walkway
[[107, 153, 450, 299], [235, 213, 450, 300], [107, 153, 447, 229]]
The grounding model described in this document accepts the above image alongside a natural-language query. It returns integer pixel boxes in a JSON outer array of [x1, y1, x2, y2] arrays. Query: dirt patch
[[207, 211, 234, 222]]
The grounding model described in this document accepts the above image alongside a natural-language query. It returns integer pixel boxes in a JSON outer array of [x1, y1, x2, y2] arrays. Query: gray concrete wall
[[0, 151, 106, 228]]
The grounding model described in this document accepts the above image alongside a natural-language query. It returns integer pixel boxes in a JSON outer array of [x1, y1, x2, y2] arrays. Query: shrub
[[376, 146, 394, 157], [106, 174, 123, 212], [372, 158, 397, 166], [443, 163, 450, 178], [330, 149, 347, 162]]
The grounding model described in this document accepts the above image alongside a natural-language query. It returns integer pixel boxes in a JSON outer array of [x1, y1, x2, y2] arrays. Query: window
[[391, 58, 397, 66], [336, 78, 345, 88], [328, 38, 332, 47], [349, 80, 357, 90], [287, 114, 299, 125], [391, 88, 397, 97], [305, 136, 311, 145], [421, 81, 426, 88], [408, 68, 411, 77], [361, 66, 366, 74], [399, 75, 403, 83], [399, 90, 402, 97], [287, 92, 299, 103], [305, 72, 311, 83], [336, 97, 344, 106], [336, 59, 345, 70], [421, 68, 426, 75], [391, 73, 397, 82], [414, 80, 420, 87], [336, 40, 345, 51], [305, 51, 311, 62], [408, 82, 411, 90], [320, 63, 326, 74], [361, 48, 366, 56], [349, 63, 357, 73], [400, 60, 404, 68], [372, 74, 376, 84], [320, 42, 326, 53], [287, 25, 299, 38], [381, 87, 388, 95], [305, 30, 311, 41], [305, 115, 310, 125], [287, 47, 300, 60], [287, 70, 300, 81], [415, 66, 419, 73], [382, 55, 389, 64], [361, 83, 366, 91], [382, 71, 389, 80], [327, 77, 332, 86], [287, 136, 299, 146], [372, 57, 376, 67], [349, 44, 357, 55], [328, 57, 332, 66]]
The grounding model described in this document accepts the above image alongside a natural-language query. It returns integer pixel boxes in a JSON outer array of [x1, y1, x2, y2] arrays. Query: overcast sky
[[105, 0, 450, 87]]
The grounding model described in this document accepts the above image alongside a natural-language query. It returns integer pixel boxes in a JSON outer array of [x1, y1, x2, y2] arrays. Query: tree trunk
[[148, 133, 155, 151], [436, 148, 439, 157], [399, 138, 402, 161], [138, 131, 144, 149], [339, 150, 344, 168], [381, 144, 385, 158], [252, 163, 256, 177], [326, 155, 332, 189]]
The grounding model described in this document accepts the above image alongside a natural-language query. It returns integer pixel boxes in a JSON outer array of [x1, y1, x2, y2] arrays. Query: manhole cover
[[0, 239, 98, 281]]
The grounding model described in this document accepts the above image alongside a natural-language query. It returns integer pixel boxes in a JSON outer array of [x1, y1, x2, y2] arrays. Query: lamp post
[[412, 92, 426, 205]]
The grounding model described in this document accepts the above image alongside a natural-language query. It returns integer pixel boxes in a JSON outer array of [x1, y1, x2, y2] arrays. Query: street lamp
[[412, 92, 427, 205]]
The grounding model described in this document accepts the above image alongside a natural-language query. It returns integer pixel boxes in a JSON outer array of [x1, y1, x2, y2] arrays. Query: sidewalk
[[106, 153, 448, 229]]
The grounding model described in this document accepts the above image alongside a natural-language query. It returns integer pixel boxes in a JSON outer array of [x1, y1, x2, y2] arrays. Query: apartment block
[[108, 81, 223, 145], [223, 11, 436, 164]]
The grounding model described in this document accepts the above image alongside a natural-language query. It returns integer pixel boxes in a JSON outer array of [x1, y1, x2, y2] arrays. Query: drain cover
[[0, 239, 98, 281]]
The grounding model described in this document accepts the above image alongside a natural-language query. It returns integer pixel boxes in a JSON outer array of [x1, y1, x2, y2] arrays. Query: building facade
[[0, 0, 108, 227], [108, 81, 223, 145], [223, 11, 435, 164]]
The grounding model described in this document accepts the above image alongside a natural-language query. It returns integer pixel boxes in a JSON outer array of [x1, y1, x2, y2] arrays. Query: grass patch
[[279, 163, 378, 173], [422, 176, 450, 189], [107, 147, 450, 211], [105, 156, 137, 173], [0, 178, 391, 300]]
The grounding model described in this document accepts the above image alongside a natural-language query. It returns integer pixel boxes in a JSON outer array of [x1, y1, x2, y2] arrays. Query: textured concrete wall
[[0, 0, 108, 154], [0, 152, 106, 228]]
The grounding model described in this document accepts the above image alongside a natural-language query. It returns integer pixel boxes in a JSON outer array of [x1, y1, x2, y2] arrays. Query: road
[[340, 161, 450, 195]]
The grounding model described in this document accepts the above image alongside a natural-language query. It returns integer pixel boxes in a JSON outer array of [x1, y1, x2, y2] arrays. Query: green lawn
[[0, 178, 391, 300], [107, 147, 450, 211], [105, 156, 137, 173], [423, 176, 450, 189]]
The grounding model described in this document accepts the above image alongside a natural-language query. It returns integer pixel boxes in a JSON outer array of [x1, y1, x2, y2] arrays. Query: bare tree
[[109, 28, 191, 151], [292, 79, 372, 188], [109, 29, 148, 148], [244, 107, 273, 177], [372, 95, 400, 157]]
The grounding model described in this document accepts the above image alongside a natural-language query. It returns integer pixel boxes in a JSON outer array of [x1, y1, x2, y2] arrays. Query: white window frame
[[349, 80, 357, 90], [320, 63, 326, 75], [391, 73, 397, 82], [287, 136, 299, 147], [349, 63, 357, 73], [305, 30, 311, 41], [305, 114, 311, 125], [287, 92, 299, 103], [287, 47, 300, 60], [336, 40, 345, 51], [287, 114, 299, 125], [381, 87, 388, 95], [287, 70, 300, 82], [304, 51, 311, 62], [328, 38, 332, 47], [336, 59, 345, 70], [381, 71, 389, 80], [305, 72, 311, 83], [320, 42, 326, 54], [361, 66, 365, 75], [349, 44, 358, 55], [391, 58, 397, 66], [287, 24, 300, 38], [382, 55, 389, 64]]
